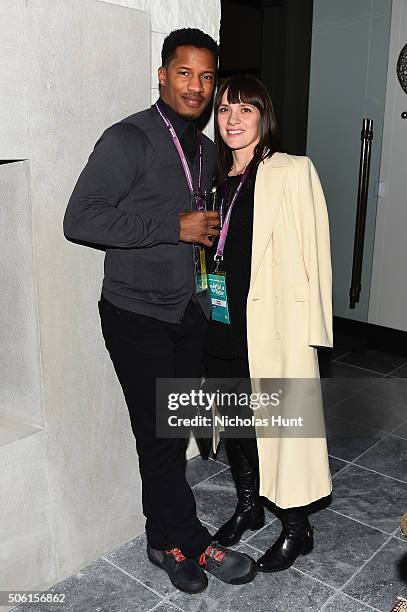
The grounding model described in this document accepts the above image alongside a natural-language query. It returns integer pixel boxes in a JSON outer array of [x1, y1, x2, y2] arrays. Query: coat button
[[275, 332, 281, 340], [272, 260, 278, 267], [274, 296, 278, 304]]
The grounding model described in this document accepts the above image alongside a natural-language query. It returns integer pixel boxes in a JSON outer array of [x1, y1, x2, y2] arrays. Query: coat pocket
[[290, 282, 310, 301]]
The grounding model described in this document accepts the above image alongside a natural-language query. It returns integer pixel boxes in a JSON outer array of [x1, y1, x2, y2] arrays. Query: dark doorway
[[219, 0, 313, 154]]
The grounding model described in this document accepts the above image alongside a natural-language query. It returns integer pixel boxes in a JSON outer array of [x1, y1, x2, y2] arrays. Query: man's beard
[[177, 110, 199, 121]]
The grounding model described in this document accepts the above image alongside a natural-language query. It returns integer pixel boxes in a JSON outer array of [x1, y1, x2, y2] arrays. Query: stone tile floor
[[12, 348, 407, 611]]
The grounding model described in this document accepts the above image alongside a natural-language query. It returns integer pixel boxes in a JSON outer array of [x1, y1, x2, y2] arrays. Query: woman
[[205, 75, 333, 572]]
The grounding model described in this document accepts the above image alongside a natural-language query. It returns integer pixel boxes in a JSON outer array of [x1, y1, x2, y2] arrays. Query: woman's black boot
[[256, 507, 313, 572], [215, 441, 264, 546]]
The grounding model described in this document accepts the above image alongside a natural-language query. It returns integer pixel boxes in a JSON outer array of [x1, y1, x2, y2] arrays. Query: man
[[64, 28, 257, 594]]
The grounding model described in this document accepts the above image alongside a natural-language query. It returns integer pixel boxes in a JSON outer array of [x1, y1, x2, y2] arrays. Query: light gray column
[[0, 0, 150, 590]]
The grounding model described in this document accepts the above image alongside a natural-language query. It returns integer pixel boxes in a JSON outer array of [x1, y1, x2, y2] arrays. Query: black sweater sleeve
[[63, 122, 180, 248]]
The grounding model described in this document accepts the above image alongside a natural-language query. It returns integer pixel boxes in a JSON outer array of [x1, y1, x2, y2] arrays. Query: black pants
[[205, 352, 259, 473], [99, 296, 212, 558]]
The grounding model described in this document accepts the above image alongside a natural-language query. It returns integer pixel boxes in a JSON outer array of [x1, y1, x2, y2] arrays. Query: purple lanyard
[[155, 102, 203, 209], [215, 169, 249, 266]]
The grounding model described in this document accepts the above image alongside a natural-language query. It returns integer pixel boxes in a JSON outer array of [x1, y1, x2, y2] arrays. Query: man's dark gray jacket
[[64, 105, 216, 323]]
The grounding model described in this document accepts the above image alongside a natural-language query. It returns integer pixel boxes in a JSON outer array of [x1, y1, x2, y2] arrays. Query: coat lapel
[[250, 153, 288, 289]]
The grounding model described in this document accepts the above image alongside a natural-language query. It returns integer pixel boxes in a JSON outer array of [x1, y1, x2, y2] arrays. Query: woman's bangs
[[225, 78, 263, 110]]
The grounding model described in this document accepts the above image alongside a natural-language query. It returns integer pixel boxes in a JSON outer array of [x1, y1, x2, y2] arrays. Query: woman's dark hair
[[214, 75, 281, 185]]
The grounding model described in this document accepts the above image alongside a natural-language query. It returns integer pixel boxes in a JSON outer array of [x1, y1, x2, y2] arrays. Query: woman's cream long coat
[[215, 152, 333, 509]]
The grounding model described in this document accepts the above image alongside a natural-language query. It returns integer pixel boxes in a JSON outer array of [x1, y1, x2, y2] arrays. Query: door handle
[[349, 118, 373, 308]]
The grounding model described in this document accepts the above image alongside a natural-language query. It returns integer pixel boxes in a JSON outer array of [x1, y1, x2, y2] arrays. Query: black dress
[[206, 171, 256, 361], [205, 171, 258, 462]]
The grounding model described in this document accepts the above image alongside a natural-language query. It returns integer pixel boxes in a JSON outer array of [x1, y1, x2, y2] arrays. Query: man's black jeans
[[98, 295, 212, 558]]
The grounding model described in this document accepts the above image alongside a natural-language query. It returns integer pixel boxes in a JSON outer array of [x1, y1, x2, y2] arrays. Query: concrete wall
[[0, 431, 54, 591], [0, 4, 29, 159], [369, 0, 407, 331], [0, 161, 43, 428], [0, 0, 150, 593], [29, 0, 151, 579]]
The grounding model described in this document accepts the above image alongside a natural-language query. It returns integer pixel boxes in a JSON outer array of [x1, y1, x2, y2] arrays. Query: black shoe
[[257, 510, 313, 572], [215, 440, 264, 546], [198, 541, 257, 584], [147, 544, 208, 593], [215, 504, 264, 547]]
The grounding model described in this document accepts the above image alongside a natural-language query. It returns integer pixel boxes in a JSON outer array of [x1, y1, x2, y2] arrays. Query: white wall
[[369, 0, 407, 331], [0, 0, 149, 595], [0, 161, 43, 428], [31, 0, 151, 581]]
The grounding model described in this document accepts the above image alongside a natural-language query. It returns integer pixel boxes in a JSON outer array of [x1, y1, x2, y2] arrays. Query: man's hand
[[179, 211, 220, 247]]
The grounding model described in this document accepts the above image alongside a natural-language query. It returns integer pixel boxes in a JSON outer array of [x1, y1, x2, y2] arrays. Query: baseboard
[[331, 316, 407, 357]]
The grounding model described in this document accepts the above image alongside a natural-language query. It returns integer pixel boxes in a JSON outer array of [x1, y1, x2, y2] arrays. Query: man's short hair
[[161, 28, 219, 67]]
